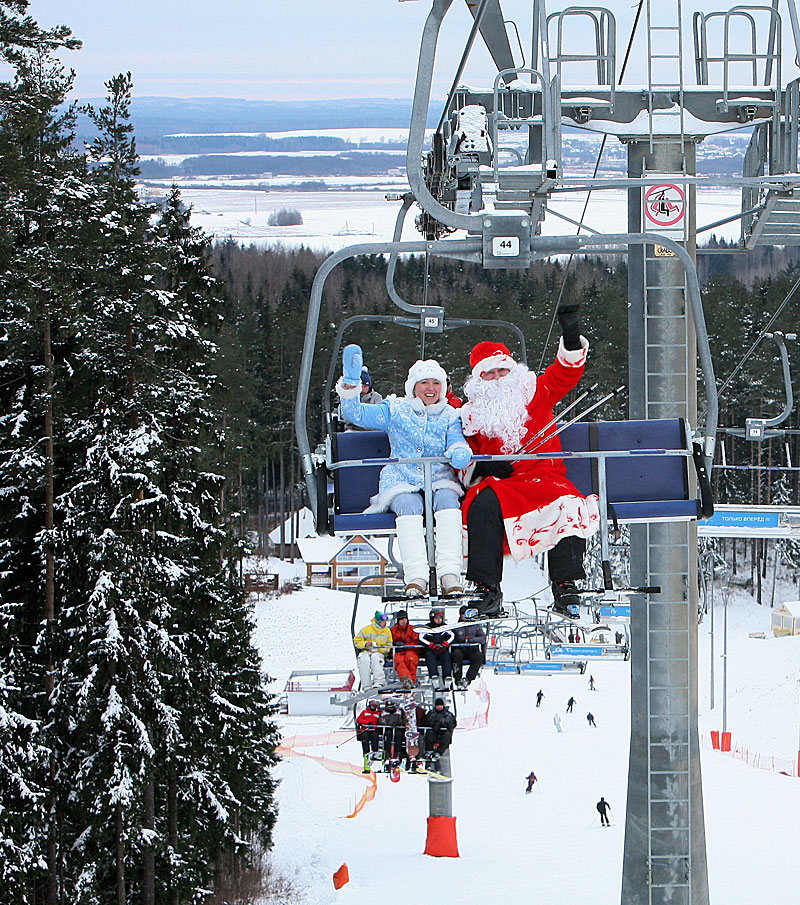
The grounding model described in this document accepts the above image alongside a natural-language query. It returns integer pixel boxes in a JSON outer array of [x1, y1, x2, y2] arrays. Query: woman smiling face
[[414, 378, 442, 405]]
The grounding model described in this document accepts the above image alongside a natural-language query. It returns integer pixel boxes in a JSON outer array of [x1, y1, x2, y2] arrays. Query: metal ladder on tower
[[645, 0, 686, 154], [641, 7, 696, 899]]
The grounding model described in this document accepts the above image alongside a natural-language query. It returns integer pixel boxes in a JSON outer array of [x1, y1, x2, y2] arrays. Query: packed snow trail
[[253, 557, 800, 904]]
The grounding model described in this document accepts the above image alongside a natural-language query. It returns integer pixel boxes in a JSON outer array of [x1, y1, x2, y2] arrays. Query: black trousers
[[466, 486, 587, 585], [451, 645, 485, 683], [423, 648, 452, 680]]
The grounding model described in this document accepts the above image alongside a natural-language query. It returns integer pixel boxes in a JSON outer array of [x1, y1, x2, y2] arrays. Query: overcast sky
[[26, 1, 800, 102]]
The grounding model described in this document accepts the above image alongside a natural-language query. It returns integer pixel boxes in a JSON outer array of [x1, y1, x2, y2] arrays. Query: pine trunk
[[142, 779, 155, 905], [168, 761, 178, 905], [44, 311, 58, 905], [115, 804, 126, 905]]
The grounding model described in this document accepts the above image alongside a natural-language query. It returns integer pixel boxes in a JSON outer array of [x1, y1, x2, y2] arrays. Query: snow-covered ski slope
[[253, 557, 800, 904]]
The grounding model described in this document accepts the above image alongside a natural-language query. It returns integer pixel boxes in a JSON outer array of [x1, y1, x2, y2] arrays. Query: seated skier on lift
[[337, 345, 472, 597], [418, 607, 455, 690], [355, 700, 382, 773], [458, 305, 600, 618], [422, 697, 457, 763]]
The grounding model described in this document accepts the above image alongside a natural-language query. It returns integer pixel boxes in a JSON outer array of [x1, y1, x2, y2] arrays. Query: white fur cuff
[[336, 377, 362, 398], [557, 336, 589, 367]]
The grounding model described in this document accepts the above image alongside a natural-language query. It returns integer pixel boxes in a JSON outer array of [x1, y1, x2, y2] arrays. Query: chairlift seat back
[[328, 418, 699, 535]]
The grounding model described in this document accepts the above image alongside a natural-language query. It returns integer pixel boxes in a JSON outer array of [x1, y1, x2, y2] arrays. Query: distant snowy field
[[142, 183, 743, 252], [252, 557, 800, 905]]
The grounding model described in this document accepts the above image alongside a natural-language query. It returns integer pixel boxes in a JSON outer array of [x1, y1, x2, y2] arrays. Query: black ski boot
[[551, 580, 581, 619], [474, 583, 505, 617]]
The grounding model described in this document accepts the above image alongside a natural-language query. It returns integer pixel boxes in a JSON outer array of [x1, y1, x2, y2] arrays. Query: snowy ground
[[251, 556, 800, 904], [140, 182, 745, 253]]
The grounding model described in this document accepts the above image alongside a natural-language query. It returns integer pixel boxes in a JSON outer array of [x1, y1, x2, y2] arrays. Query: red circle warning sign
[[644, 184, 685, 227]]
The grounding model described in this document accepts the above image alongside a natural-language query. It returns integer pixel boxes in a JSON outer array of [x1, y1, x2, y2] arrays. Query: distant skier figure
[[588, 675, 596, 691], [566, 696, 576, 713], [597, 797, 611, 827], [536, 689, 544, 708], [568, 628, 575, 643], [356, 700, 382, 772], [553, 713, 562, 733], [525, 771, 538, 794], [615, 630, 623, 645], [587, 712, 597, 728]]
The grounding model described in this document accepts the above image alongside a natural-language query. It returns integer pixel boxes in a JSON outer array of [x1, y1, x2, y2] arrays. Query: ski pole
[[515, 382, 599, 455], [516, 385, 626, 460], [335, 733, 359, 748]]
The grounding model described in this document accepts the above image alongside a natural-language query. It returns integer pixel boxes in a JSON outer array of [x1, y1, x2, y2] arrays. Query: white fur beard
[[464, 365, 533, 453]]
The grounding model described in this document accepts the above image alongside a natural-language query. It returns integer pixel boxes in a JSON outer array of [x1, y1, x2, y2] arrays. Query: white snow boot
[[395, 514, 430, 597], [435, 508, 465, 596]]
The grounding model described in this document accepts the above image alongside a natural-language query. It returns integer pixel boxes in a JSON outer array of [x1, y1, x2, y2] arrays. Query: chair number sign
[[491, 236, 520, 257]]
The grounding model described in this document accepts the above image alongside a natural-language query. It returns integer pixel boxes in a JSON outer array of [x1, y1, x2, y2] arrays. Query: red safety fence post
[[721, 731, 732, 752], [710, 731, 720, 750], [333, 863, 350, 889]]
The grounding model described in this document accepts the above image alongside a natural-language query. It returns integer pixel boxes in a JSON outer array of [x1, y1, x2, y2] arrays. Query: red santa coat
[[460, 344, 600, 561]]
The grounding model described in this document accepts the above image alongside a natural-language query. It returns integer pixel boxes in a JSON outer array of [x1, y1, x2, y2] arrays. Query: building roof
[[269, 507, 316, 544]]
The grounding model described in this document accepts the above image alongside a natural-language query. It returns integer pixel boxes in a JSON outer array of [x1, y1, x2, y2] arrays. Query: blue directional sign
[[550, 645, 603, 657], [702, 510, 779, 528], [600, 605, 631, 619]]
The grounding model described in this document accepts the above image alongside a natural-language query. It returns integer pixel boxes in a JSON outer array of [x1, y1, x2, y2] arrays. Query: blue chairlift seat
[[328, 418, 700, 534]]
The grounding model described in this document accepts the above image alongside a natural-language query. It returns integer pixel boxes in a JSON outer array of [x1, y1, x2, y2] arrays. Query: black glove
[[557, 304, 582, 351], [472, 460, 514, 480]]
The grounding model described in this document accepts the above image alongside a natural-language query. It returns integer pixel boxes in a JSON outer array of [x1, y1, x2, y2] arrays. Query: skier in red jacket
[[390, 610, 421, 688], [356, 700, 382, 772]]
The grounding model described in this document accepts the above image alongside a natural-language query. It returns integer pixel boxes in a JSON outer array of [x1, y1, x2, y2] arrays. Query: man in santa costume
[[460, 304, 600, 617]]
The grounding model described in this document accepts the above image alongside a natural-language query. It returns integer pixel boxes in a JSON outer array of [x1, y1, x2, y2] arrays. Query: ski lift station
[[294, 1, 800, 902]]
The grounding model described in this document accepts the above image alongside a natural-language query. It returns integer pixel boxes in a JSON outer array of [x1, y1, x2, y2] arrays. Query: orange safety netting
[[277, 741, 378, 817], [701, 732, 799, 777]]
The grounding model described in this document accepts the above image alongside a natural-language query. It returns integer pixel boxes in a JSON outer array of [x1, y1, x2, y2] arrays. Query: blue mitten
[[342, 344, 364, 384], [447, 446, 472, 469]]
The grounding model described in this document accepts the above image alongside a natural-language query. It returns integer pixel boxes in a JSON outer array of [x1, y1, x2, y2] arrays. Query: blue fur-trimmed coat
[[336, 379, 469, 512]]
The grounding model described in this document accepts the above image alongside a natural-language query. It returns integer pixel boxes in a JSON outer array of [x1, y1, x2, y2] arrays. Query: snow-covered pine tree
[[49, 76, 279, 904]]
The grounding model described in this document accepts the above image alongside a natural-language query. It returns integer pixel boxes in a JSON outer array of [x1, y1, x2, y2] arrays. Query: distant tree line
[[138, 151, 405, 179]]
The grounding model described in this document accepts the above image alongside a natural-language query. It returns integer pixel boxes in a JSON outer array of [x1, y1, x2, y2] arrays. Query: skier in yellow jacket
[[354, 611, 393, 689]]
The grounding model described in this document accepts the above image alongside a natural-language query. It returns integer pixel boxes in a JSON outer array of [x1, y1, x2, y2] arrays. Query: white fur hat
[[404, 359, 448, 399]]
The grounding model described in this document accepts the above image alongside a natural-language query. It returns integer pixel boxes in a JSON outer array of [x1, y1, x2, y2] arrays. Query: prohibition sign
[[644, 183, 685, 227]]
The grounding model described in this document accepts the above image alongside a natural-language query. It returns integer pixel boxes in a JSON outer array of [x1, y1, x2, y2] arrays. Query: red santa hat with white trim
[[469, 341, 517, 378]]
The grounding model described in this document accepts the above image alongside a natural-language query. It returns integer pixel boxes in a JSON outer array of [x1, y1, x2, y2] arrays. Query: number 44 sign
[[491, 236, 520, 256]]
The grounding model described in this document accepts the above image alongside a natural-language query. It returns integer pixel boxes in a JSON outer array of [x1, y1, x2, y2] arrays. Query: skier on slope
[[355, 700, 382, 772], [457, 307, 599, 618], [588, 675, 596, 691], [536, 689, 544, 707], [525, 771, 538, 794], [553, 712, 563, 733], [597, 797, 612, 827], [587, 712, 597, 728], [566, 696, 576, 713], [422, 698, 457, 761]]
